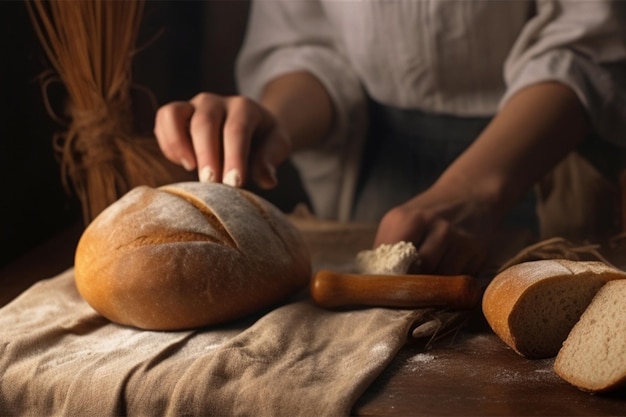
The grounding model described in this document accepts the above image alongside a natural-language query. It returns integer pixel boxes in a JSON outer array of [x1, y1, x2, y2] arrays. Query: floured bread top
[[74, 182, 311, 330]]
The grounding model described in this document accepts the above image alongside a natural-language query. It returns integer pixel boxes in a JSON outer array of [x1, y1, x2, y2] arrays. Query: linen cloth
[[236, 0, 626, 221], [0, 269, 428, 416]]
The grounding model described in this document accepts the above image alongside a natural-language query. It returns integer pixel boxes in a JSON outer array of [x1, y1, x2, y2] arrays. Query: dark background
[[0, 1, 308, 268]]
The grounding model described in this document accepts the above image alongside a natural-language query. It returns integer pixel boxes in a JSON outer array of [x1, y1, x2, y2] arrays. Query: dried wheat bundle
[[497, 236, 615, 273], [26, 0, 176, 222]]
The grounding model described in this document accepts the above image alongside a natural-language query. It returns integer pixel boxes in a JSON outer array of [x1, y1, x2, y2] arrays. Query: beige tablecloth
[[0, 268, 431, 416]]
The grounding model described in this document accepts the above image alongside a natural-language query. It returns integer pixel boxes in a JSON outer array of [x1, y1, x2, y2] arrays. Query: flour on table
[[405, 353, 436, 372], [356, 241, 419, 274]]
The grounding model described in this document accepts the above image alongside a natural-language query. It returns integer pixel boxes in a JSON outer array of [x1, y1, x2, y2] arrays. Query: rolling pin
[[310, 270, 482, 309]]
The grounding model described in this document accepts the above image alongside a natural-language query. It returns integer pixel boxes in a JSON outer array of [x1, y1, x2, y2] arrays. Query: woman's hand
[[154, 92, 291, 189], [373, 183, 496, 276], [374, 81, 590, 276]]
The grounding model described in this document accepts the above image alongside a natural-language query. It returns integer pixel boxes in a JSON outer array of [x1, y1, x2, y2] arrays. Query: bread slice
[[554, 279, 626, 392], [482, 259, 626, 359]]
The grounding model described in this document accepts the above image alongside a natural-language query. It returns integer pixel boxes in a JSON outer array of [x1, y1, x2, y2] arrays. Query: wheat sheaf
[[26, 0, 177, 223]]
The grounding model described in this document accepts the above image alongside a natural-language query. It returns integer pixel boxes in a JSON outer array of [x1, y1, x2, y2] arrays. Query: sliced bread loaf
[[482, 259, 626, 359], [554, 279, 626, 393]]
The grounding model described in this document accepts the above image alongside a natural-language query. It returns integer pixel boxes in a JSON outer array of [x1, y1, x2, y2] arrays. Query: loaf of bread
[[554, 279, 626, 393], [74, 182, 311, 331], [482, 259, 626, 359]]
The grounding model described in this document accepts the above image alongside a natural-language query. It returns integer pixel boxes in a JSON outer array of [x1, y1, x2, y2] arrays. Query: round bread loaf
[[482, 259, 626, 359], [74, 182, 311, 330]]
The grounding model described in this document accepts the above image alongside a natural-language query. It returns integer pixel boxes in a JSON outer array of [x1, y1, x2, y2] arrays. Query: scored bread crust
[[482, 259, 626, 359], [74, 182, 311, 331]]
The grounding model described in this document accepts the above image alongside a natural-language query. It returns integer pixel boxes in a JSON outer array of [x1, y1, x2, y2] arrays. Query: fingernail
[[223, 169, 241, 187], [199, 166, 215, 183], [181, 158, 194, 171]]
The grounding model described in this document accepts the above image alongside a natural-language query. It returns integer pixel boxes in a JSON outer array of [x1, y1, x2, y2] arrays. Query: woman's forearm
[[260, 71, 335, 151], [437, 81, 590, 216]]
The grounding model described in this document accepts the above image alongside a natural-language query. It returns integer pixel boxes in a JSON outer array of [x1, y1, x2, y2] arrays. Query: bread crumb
[[355, 241, 418, 274]]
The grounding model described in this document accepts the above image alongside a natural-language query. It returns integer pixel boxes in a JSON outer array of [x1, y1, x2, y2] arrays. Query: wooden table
[[1, 223, 624, 416], [354, 310, 626, 416]]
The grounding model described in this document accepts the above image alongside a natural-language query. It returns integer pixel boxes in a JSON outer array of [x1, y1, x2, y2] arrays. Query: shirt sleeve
[[234, 0, 368, 220], [501, 0, 626, 147], [235, 0, 366, 149]]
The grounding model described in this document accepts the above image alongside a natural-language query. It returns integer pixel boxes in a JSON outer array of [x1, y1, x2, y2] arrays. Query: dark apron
[[352, 100, 538, 235]]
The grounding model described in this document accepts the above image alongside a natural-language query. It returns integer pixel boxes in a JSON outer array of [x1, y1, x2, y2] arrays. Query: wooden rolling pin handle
[[310, 270, 482, 310]]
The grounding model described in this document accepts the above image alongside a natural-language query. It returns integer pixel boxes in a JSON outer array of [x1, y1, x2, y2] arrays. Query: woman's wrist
[[432, 168, 510, 228], [260, 71, 335, 151], [436, 81, 590, 222]]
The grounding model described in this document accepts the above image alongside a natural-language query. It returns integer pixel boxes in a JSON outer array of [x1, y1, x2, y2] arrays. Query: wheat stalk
[[26, 0, 176, 223]]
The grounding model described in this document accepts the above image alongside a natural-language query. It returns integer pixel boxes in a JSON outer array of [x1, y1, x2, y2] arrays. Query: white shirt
[[236, 0, 626, 221]]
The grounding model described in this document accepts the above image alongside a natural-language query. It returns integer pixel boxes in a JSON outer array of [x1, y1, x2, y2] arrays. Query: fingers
[[374, 206, 487, 275], [421, 224, 485, 275], [374, 210, 451, 274], [155, 93, 286, 189], [220, 96, 290, 188], [220, 96, 259, 187], [417, 219, 450, 273], [189, 93, 226, 183], [250, 126, 290, 189], [154, 101, 196, 170]]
